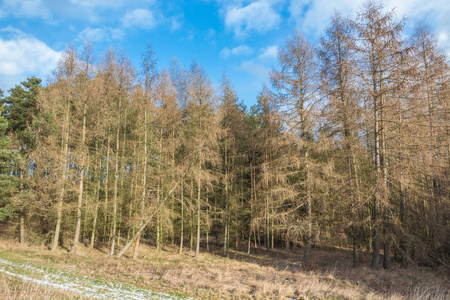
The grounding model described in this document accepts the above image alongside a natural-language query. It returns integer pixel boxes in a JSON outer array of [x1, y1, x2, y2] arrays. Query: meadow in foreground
[[1, 239, 448, 299]]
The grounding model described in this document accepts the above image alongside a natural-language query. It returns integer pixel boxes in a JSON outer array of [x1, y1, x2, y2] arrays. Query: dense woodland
[[1, 2, 449, 270]]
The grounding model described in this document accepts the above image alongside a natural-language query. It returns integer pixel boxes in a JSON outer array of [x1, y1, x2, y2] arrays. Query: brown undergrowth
[[0, 272, 86, 300], [0, 239, 448, 299]]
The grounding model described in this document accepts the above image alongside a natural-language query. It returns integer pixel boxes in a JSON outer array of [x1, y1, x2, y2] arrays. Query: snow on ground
[[0, 257, 189, 299]]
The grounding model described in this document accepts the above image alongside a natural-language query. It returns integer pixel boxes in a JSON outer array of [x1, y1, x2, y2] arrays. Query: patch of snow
[[0, 258, 189, 299]]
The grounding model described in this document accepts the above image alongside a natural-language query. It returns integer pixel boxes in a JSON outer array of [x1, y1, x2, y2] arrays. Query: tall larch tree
[[271, 30, 320, 269], [71, 41, 97, 253], [184, 60, 220, 258], [133, 44, 157, 259], [354, 2, 405, 269], [37, 46, 80, 252], [319, 13, 364, 267], [409, 24, 450, 265]]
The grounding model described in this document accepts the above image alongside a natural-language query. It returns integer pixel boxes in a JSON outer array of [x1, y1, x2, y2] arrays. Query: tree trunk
[[195, 154, 201, 258], [206, 205, 209, 252], [90, 139, 101, 250], [116, 107, 128, 248], [110, 97, 122, 256], [371, 59, 382, 269], [102, 137, 110, 241], [380, 83, 391, 270], [399, 176, 408, 268], [52, 189, 64, 252], [51, 96, 70, 252], [90, 181, 100, 249], [82, 161, 90, 242], [262, 146, 270, 253], [71, 102, 87, 254], [179, 177, 184, 254], [156, 128, 163, 252], [371, 192, 381, 270], [247, 166, 254, 256], [303, 158, 312, 269], [19, 167, 25, 244], [348, 149, 362, 268], [133, 106, 148, 259], [189, 179, 194, 251], [223, 202, 229, 257], [223, 149, 229, 257], [383, 206, 391, 269]]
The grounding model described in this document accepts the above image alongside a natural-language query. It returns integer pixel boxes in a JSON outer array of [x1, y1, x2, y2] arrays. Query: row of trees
[[1, 2, 448, 270]]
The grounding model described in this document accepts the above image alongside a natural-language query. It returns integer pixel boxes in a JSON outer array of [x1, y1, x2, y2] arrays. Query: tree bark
[[195, 151, 201, 258], [303, 156, 312, 270], [19, 167, 25, 244], [71, 101, 87, 254], [103, 137, 110, 242], [133, 106, 148, 259], [51, 93, 70, 252], [399, 175, 408, 268], [223, 150, 229, 257], [179, 177, 184, 254], [110, 96, 122, 256], [90, 181, 100, 249]]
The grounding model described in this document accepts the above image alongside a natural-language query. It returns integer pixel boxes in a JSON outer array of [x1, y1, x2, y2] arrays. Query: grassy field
[[0, 272, 86, 299], [0, 239, 448, 299]]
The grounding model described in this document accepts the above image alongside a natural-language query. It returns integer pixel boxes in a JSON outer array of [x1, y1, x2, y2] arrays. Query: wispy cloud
[[0, 27, 61, 91], [222, 0, 282, 39], [1, 0, 52, 20], [288, 0, 360, 36], [0, 0, 164, 25], [169, 16, 182, 31], [180, 30, 194, 41], [258, 45, 278, 60], [220, 45, 254, 58], [77, 27, 124, 42], [69, 0, 155, 9], [122, 9, 159, 30]]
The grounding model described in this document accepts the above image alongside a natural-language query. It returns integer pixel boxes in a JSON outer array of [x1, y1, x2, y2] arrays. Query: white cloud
[[258, 45, 278, 60], [395, 0, 450, 54], [69, 0, 155, 8], [122, 9, 158, 30], [77, 27, 106, 42], [288, 0, 360, 36], [169, 16, 182, 31], [0, 0, 162, 25], [1, 0, 52, 20], [223, 0, 282, 39], [110, 28, 124, 40], [180, 30, 194, 42], [77, 27, 124, 42], [0, 27, 61, 92], [70, 0, 120, 7], [220, 45, 254, 58], [438, 32, 448, 43]]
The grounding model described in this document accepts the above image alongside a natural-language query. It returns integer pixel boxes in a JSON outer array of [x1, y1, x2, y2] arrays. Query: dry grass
[[0, 272, 86, 300], [0, 239, 448, 299]]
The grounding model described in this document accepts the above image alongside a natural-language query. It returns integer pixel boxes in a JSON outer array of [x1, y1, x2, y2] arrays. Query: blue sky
[[1, 0, 449, 108]]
